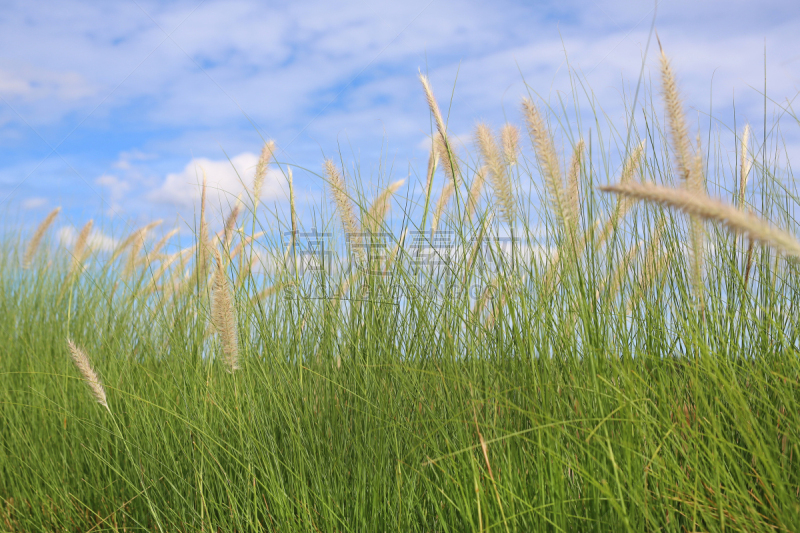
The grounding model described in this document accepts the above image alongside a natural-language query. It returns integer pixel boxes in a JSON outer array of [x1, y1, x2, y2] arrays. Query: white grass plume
[[253, 140, 276, 202], [522, 98, 565, 228], [739, 124, 751, 207], [500, 124, 520, 166], [211, 249, 239, 373], [475, 123, 515, 227], [565, 140, 584, 238], [24, 207, 60, 269], [365, 179, 404, 235], [123, 220, 163, 278], [599, 182, 800, 257], [325, 160, 361, 250], [67, 339, 110, 412], [464, 165, 487, 223], [67, 220, 94, 280]]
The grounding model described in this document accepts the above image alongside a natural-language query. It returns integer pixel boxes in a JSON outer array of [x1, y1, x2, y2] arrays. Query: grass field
[[2, 46, 800, 532]]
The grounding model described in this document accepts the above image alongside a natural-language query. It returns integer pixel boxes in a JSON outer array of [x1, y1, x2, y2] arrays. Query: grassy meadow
[[2, 47, 800, 532]]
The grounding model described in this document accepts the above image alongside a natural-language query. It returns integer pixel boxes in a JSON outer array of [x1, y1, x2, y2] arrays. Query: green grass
[[2, 54, 800, 532]]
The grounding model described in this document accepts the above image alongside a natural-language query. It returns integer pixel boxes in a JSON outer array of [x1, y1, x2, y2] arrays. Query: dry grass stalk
[[67, 339, 110, 412], [659, 42, 706, 308], [464, 165, 487, 223], [68, 220, 94, 279], [365, 179, 405, 235], [475, 123, 515, 226], [595, 141, 645, 249], [659, 43, 693, 186], [690, 132, 706, 309], [148, 228, 178, 259], [598, 182, 800, 257], [522, 98, 565, 228], [325, 160, 361, 254], [123, 220, 163, 278], [211, 249, 239, 372], [288, 166, 298, 251], [222, 201, 242, 250], [500, 124, 520, 166], [419, 74, 449, 149], [146, 248, 191, 294], [253, 140, 276, 202], [111, 220, 163, 265], [566, 140, 584, 237], [24, 207, 61, 269], [739, 124, 751, 207]]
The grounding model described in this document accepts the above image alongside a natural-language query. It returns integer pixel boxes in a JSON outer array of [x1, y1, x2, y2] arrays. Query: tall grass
[[1, 47, 800, 532]]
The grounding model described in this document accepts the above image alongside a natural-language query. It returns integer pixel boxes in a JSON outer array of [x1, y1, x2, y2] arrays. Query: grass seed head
[[211, 249, 239, 373], [24, 207, 61, 269], [599, 181, 800, 257], [253, 140, 276, 202], [67, 339, 110, 412]]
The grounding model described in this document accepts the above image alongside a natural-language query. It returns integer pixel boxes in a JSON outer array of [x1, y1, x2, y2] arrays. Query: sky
[[1, 0, 799, 247]]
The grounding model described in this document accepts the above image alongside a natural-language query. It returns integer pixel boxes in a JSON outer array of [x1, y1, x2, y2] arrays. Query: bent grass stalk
[[598, 182, 800, 257], [23, 207, 60, 269]]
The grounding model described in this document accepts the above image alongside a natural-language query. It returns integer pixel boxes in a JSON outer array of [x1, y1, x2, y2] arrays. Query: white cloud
[[149, 152, 288, 210], [57, 225, 117, 252], [0, 63, 97, 102], [21, 197, 47, 209]]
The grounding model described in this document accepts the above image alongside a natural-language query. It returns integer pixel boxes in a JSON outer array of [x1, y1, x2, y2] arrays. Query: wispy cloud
[[0, 0, 797, 228]]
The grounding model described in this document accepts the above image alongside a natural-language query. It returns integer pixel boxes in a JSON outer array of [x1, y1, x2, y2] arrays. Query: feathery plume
[[599, 182, 800, 257], [222, 201, 242, 250], [419, 74, 448, 145], [689, 133, 706, 311], [565, 140, 584, 237], [365, 179, 404, 235], [420, 74, 459, 186], [475, 123, 515, 226], [500, 124, 520, 166], [68, 220, 94, 279], [325, 160, 361, 249], [739, 124, 751, 207], [659, 41, 705, 308], [659, 42, 693, 186], [67, 339, 109, 412], [464, 165, 488, 223], [434, 132, 460, 186], [24, 207, 61, 269], [146, 228, 179, 261], [123, 220, 163, 278], [253, 140, 276, 202], [211, 249, 239, 372], [522, 98, 565, 227], [288, 166, 297, 251], [146, 248, 191, 294]]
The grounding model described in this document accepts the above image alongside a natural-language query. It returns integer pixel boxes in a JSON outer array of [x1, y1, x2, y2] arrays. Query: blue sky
[[1, 0, 799, 246]]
